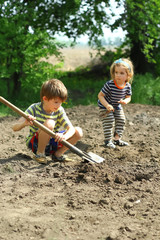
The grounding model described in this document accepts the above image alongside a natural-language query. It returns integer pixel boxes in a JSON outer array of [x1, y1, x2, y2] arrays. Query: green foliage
[[0, 105, 15, 117], [100, 50, 115, 74], [0, 0, 111, 98], [100, 48, 131, 74], [0, 68, 160, 117], [0, 0, 160, 113], [154, 46, 160, 76], [12, 66, 67, 108], [0, 16, 64, 96], [1, 0, 160, 91], [131, 73, 160, 105], [62, 72, 105, 106], [113, 0, 160, 66]]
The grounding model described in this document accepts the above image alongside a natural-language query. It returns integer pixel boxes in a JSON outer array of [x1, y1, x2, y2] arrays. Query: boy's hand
[[12, 115, 36, 132], [25, 115, 36, 126], [54, 132, 65, 142]]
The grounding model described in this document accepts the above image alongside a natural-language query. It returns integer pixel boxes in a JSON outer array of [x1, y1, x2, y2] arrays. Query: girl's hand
[[106, 104, 114, 112], [118, 96, 131, 105], [54, 132, 65, 142], [118, 99, 127, 105]]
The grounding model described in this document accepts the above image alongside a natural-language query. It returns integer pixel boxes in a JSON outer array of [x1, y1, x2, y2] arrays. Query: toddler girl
[[98, 58, 134, 148]]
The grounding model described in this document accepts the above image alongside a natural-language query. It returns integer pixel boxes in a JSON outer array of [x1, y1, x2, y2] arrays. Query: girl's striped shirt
[[98, 80, 132, 110]]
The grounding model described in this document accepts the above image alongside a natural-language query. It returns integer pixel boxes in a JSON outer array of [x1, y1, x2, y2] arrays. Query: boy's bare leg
[[37, 119, 55, 155], [36, 131, 50, 155], [54, 127, 83, 158]]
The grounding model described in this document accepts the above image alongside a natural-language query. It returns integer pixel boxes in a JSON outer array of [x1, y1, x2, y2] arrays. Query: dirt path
[[0, 104, 160, 240]]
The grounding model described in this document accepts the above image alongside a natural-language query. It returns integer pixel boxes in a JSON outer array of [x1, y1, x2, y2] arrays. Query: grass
[[131, 73, 160, 105], [1, 72, 160, 117], [1, 46, 160, 116], [0, 105, 16, 117]]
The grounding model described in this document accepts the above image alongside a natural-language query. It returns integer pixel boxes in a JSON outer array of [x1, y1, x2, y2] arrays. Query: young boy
[[12, 79, 83, 164]]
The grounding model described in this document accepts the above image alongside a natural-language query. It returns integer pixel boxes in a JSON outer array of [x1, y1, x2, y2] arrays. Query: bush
[[1, 69, 160, 117], [131, 73, 160, 105]]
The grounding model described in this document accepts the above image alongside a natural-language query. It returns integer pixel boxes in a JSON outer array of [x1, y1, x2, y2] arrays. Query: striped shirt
[[25, 102, 72, 145], [98, 80, 132, 110]]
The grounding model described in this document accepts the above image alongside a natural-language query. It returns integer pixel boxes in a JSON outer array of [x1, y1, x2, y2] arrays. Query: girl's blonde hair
[[110, 58, 134, 83], [40, 79, 68, 102]]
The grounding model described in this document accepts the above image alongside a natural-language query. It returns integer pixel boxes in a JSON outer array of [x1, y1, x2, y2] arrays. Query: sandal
[[52, 155, 73, 162], [34, 153, 47, 164], [114, 139, 129, 146]]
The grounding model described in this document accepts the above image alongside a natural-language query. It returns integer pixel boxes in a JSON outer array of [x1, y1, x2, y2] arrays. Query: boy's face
[[43, 96, 63, 113]]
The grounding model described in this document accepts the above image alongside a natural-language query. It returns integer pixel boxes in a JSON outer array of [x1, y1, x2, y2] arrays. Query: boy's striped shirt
[[25, 102, 72, 145]]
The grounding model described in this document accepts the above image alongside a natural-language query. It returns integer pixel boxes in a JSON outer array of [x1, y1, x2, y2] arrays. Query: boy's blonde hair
[[110, 58, 134, 83], [40, 79, 68, 102]]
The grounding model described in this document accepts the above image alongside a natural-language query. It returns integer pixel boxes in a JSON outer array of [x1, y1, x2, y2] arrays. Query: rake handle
[[0, 96, 85, 157]]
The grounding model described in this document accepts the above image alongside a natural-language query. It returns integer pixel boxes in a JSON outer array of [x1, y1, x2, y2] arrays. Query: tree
[[112, 0, 160, 74], [1, 0, 160, 98], [0, 0, 110, 97]]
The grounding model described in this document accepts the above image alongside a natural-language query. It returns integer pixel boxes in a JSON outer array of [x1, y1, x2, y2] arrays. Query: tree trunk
[[6, 78, 11, 96], [130, 41, 155, 74], [12, 72, 21, 96]]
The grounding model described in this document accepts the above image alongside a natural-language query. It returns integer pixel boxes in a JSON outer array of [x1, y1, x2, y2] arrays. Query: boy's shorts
[[28, 132, 64, 156]]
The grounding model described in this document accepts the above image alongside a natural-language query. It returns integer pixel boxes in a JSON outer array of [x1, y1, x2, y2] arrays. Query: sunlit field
[[42, 46, 106, 71]]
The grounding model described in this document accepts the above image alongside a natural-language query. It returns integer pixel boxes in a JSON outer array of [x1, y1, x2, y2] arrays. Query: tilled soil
[[0, 103, 160, 240]]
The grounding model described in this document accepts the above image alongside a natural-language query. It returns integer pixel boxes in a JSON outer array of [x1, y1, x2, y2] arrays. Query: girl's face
[[114, 66, 128, 85], [43, 96, 63, 113]]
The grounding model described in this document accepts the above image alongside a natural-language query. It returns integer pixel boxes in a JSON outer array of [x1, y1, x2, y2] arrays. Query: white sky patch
[[56, 0, 126, 44]]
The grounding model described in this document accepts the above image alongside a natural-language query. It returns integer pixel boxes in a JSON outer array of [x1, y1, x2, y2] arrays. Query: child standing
[[12, 79, 83, 164], [98, 58, 134, 149]]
